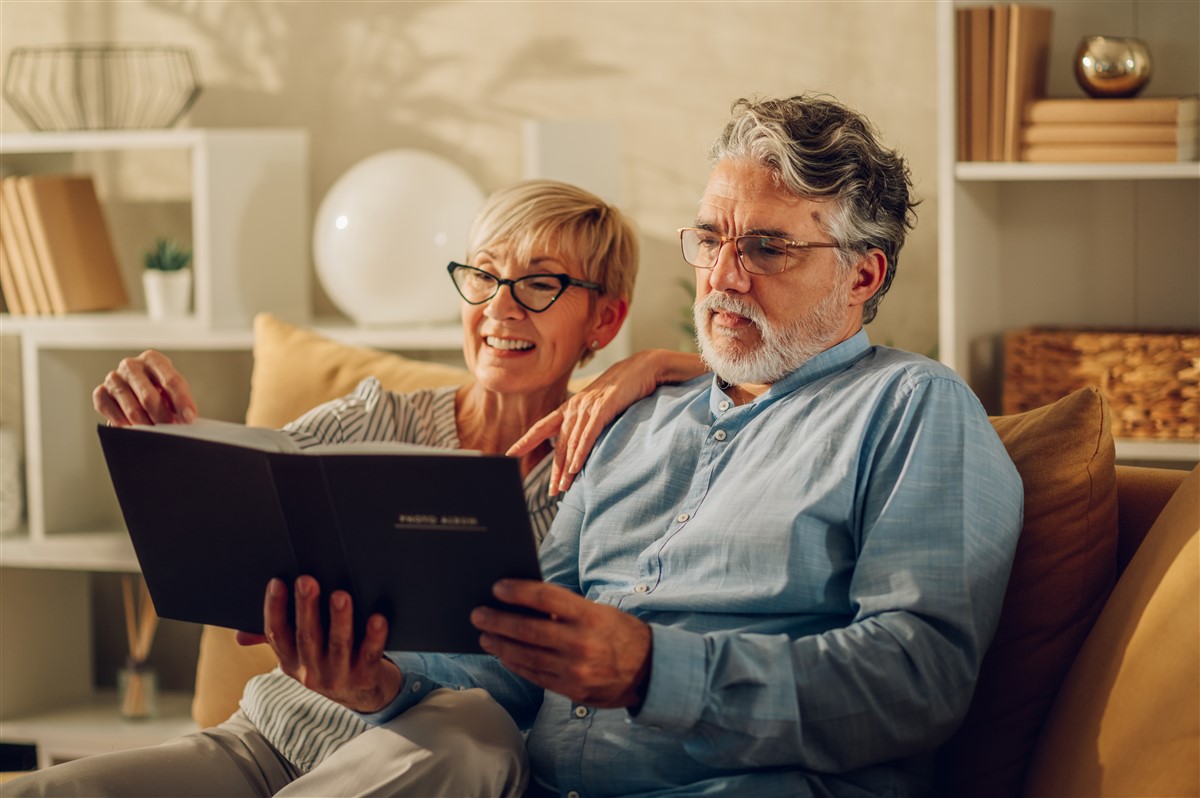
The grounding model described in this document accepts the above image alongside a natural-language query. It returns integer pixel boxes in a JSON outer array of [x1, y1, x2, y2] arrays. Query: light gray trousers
[[4, 688, 529, 798]]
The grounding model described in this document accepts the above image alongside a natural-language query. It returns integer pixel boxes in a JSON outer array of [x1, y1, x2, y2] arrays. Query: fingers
[[97, 369, 153, 426], [263, 578, 298, 668], [507, 409, 563, 457], [92, 384, 132, 427], [359, 613, 389, 663], [118, 352, 175, 424], [259, 577, 400, 712], [326, 590, 355, 686], [492, 579, 585, 621], [573, 415, 605, 475], [93, 350, 197, 426], [472, 583, 654, 708], [489, 652, 558, 690], [325, 591, 389, 673], [563, 410, 608, 485], [550, 442, 569, 497], [235, 631, 268, 646], [146, 350, 198, 423], [551, 393, 610, 494], [477, 627, 558, 674], [547, 352, 694, 492], [292, 576, 326, 670], [551, 401, 585, 495]]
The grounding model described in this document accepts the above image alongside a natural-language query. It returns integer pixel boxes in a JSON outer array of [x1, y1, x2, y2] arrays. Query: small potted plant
[[142, 238, 193, 320]]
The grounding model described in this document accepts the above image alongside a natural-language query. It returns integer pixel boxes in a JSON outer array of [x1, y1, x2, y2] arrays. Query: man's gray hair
[[709, 94, 918, 324]]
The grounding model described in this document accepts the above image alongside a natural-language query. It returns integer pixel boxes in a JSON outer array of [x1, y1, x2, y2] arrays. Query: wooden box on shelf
[[1003, 327, 1199, 441]]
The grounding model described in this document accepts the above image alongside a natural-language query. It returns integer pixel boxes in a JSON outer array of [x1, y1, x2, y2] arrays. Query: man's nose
[[708, 238, 751, 293]]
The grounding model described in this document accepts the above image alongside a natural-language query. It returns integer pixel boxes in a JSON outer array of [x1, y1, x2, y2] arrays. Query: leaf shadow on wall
[[143, 1, 627, 318], [146, 1, 626, 189]]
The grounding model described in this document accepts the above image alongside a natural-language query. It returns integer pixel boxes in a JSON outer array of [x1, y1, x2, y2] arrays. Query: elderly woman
[[13, 180, 703, 798]]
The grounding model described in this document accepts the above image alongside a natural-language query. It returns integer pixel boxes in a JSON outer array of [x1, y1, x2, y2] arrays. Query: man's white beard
[[694, 286, 848, 386]]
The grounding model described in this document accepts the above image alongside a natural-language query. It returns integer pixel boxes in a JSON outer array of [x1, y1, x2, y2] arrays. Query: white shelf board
[[1114, 438, 1200, 463], [0, 128, 295, 154], [0, 689, 196, 767], [3, 314, 256, 349], [956, 161, 1200, 182], [0, 531, 138, 571]]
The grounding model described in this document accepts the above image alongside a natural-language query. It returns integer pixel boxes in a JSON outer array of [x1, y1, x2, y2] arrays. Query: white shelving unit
[[936, 0, 1200, 465], [0, 129, 471, 756]]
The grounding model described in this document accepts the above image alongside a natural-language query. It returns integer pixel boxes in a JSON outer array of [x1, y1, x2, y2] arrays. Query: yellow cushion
[[245, 312, 472, 429], [1023, 464, 1199, 798], [938, 387, 1119, 795], [193, 313, 474, 727], [191, 626, 280, 728]]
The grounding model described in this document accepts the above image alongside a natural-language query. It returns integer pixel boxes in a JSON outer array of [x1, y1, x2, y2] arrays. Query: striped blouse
[[240, 378, 558, 772]]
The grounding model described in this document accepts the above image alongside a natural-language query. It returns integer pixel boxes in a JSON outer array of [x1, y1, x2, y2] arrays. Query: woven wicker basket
[[1003, 328, 1200, 440]]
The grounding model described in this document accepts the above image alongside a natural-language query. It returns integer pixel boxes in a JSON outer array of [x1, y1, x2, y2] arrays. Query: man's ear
[[589, 296, 629, 350], [848, 249, 887, 309]]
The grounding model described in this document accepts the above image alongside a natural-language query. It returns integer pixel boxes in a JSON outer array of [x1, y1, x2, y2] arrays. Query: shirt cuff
[[356, 653, 439, 726], [629, 623, 706, 731]]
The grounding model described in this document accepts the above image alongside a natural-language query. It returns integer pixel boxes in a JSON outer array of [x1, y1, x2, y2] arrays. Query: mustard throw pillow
[[936, 387, 1119, 797], [245, 312, 473, 429], [192, 314, 473, 727], [1023, 464, 1199, 798]]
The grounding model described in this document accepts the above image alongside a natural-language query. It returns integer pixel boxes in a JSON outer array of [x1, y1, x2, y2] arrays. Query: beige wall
[[0, 0, 939, 355]]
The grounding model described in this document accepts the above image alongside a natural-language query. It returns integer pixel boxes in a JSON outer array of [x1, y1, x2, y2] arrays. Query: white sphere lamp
[[313, 149, 485, 326]]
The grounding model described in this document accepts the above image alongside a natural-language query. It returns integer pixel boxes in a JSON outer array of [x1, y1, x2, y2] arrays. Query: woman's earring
[[590, 340, 601, 350]]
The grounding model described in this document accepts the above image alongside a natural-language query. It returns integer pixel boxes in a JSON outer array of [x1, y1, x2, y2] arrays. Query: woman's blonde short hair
[[465, 179, 638, 304]]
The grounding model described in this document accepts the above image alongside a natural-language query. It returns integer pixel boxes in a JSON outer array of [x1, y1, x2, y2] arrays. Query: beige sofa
[[191, 314, 1199, 797]]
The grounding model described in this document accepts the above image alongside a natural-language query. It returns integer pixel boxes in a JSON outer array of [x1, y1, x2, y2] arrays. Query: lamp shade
[[313, 149, 485, 326]]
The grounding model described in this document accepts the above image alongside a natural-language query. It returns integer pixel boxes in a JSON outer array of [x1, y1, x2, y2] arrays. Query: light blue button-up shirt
[[368, 331, 1024, 797]]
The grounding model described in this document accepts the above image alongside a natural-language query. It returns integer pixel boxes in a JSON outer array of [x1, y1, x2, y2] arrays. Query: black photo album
[[97, 419, 542, 653]]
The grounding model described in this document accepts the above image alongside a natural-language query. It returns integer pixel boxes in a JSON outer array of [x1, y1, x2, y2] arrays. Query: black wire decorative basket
[[3, 44, 202, 131]]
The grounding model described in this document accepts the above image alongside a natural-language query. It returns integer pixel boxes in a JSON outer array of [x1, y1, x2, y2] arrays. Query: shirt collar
[[709, 328, 872, 408]]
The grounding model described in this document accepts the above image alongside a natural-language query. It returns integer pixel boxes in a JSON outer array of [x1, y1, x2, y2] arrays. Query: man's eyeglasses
[[447, 262, 601, 313], [677, 227, 844, 276]]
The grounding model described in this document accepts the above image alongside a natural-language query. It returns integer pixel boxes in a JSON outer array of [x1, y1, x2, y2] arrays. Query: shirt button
[[634, 583, 649, 594], [411, 680, 422, 693], [714, 430, 727, 441], [718, 400, 730, 411], [574, 705, 589, 718], [676, 512, 689, 523]]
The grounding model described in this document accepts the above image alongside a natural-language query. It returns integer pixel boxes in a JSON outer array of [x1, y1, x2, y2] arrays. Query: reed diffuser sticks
[[120, 574, 159, 719]]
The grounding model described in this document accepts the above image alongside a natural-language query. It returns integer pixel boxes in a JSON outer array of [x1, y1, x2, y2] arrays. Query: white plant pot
[[143, 268, 192, 320]]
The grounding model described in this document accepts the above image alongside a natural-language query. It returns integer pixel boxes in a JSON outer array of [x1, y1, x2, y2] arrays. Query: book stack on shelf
[[0, 174, 128, 316], [1020, 97, 1199, 163], [956, 4, 1054, 162]]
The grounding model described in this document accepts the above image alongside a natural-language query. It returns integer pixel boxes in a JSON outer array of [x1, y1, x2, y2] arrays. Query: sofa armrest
[[1115, 464, 1188, 576]]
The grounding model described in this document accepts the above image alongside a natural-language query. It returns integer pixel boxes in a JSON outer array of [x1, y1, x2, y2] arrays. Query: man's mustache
[[696, 293, 765, 332]]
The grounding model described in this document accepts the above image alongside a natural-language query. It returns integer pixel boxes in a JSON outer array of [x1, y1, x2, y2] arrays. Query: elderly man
[[297, 93, 1023, 797]]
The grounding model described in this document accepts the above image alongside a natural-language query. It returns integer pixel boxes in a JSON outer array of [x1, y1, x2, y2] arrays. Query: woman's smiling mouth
[[485, 336, 535, 351]]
